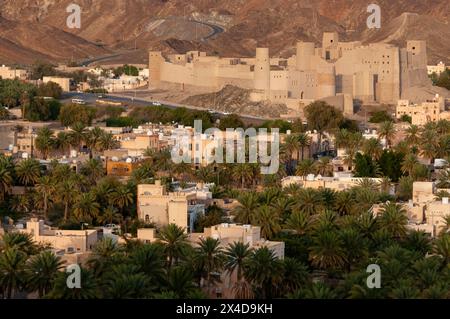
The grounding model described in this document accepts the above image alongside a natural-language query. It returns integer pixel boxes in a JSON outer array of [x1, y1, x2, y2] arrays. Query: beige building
[[0, 65, 28, 80], [137, 180, 205, 232], [43, 76, 71, 92], [20, 219, 98, 253], [427, 62, 446, 75], [396, 96, 447, 125], [192, 223, 284, 259], [281, 175, 386, 192], [405, 181, 450, 236], [149, 32, 432, 114], [117, 133, 161, 156]]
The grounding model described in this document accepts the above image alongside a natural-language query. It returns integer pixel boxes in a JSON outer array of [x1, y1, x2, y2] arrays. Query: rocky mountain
[[0, 0, 448, 65]]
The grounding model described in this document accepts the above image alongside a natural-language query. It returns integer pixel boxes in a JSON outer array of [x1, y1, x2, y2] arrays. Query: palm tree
[[87, 238, 121, 278], [344, 132, 363, 169], [232, 164, 253, 189], [57, 180, 76, 221], [334, 129, 351, 150], [314, 156, 333, 176], [35, 127, 54, 160], [80, 158, 104, 184], [109, 185, 134, 214], [0, 166, 13, 201], [420, 129, 439, 164], [9, 195, 31, 215], [285, 210, 313, 235], [296, 159, 315, 179], [282, 134, 300, 160], [438, 215, 450, 236], [405, 124, 420, 148], [293, 188, 323, 215], [173, 162, 193, 182], [433, 234, 450, 267], [309, 231, 347, 271], [98, 206, 122, 226], [1, 232, 37, 255], [401, 153, 419, 176], [25, 251, 63, 297], [73, 193, 100, 223], [46, 267, 98, 299], [98, 132, 119, 152], [157, 224, 189, 268], [334, 191, 356, 216], [378, 121, 396, 148], [130, 244, 165, 283], [35, 176, 56, 220], [232, 192, 259, 224], [55, 131, 72, 156], [362, 138, 383, 160], [244, 247, 282, 299], [224, 242, 253, 299], [15, 158, 41, 187], [280, 258, 309, 296], [196, 238, 224, 290], [0, 248, 26, 299], [298, 133, 311, 161], [378, 202, 408, 238], [166, 266, 197, 298], [85, 127, 104, 159], [104, 269, 151, 299], [224, 242, 252, 282], [270, 196, 293, 223], [254, 205, 281, 240], [69, 123, 87, 151]]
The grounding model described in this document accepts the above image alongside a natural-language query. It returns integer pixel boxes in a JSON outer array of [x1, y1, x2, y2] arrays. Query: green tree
[[233, 192, 259, 224], [35, 176, 56, 220], [378, 202, 408, 238], [309, 231, 347, 271], [59, 104, 96, 127], [73, 193, 100, 223], [304, 101, 344, 150], [0, 248, 26, 299], [378, 121, 396, 148], [244, 247, 282, 299], [15, 159, 41, 187], [157, 224, 189, 268], [25, 251, 63, 297], [218, 114, 244, 130]]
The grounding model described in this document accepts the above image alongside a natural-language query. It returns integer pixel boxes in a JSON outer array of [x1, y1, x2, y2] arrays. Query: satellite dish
[[126, 158, 132, 163]]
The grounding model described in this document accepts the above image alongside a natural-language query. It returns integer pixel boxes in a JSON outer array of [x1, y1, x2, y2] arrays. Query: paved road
[[191, 19, 224, 41], [62, 92, 268, 123]]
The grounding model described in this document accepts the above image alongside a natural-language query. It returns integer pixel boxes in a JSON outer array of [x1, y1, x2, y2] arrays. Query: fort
[[149, 32, 432, 116]]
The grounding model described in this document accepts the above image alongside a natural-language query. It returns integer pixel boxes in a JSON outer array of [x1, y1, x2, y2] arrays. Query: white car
[[152, 101, 162, 106], [222, 112, 232, 115]]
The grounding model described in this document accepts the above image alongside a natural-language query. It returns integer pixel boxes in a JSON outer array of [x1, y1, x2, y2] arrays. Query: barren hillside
[[0, 0, 448, 64]]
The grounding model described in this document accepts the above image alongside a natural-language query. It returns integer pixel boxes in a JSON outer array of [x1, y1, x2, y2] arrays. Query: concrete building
[[106, 158, 140, 177], [137, 180, 205, 232], [396, 96, 448, 125], [149, 32, 433, 114], [192, 223, 285, 259], [42, 76, 71, 92], [20, 219, 98, 253], [0, 65, 28, 80], [427, 62, 446, 75], [281, 174, 390, 193], [117, 132, 161, 157]]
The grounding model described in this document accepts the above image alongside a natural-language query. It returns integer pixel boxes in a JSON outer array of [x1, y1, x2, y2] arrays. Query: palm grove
[[0, 100, 450, 299]]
